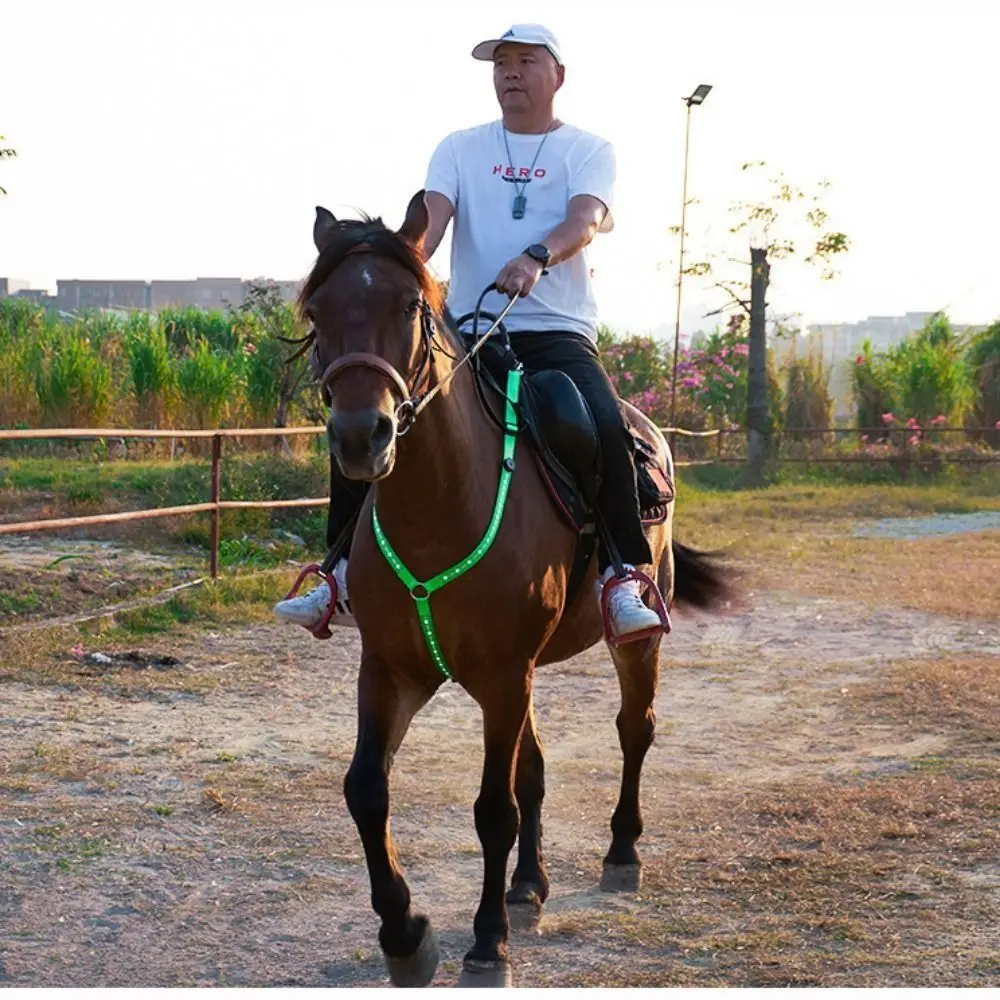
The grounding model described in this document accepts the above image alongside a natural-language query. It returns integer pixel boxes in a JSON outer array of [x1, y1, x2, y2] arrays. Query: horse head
[[298, 191, 442, 481]]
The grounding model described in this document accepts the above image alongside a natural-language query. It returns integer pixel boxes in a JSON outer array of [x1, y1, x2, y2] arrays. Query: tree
[[682, 162, 850, 483], [232, 280, 315, 452], [0, 136, 16, 196]]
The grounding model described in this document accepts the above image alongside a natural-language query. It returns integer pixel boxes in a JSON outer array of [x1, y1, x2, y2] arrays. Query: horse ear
[[313, 206, 338, 252], [398, 190, 429, 247]]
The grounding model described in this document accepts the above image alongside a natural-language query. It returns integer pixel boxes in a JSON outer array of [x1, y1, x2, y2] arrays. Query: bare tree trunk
[[744, 246, 771, 485], [275, 397, 292, 457]]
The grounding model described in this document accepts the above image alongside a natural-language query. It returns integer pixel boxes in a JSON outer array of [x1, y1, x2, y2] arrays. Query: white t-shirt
[[425, 120, 615, 341]]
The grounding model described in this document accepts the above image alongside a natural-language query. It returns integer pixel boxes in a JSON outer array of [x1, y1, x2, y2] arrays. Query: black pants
[[325, 331, 652, 573]]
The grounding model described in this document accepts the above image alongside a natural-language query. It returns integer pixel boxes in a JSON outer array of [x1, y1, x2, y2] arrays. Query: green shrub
[[176, 338, 239, 428], [126, 313, 175, 427], [782, 342, 833, 440], [31, 325, 112, 427], [967, 320, 1000, 446]]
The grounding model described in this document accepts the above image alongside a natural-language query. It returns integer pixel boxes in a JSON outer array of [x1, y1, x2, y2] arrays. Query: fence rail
[[1, 423, 997, 578], [0, 426, 332, 578], [0, 426, 322, 441]]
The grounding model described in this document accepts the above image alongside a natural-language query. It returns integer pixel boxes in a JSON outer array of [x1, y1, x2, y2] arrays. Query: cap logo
[[502, 29, 514, 38]]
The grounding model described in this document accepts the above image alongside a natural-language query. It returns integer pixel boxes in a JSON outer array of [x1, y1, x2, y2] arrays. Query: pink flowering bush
[[598, 315, 776, 440]]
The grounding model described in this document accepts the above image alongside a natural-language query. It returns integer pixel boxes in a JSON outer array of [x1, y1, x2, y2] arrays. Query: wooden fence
[[1, 423, 997, 579], [668, 425, 1000, 466], [0, 427, 328, 578]]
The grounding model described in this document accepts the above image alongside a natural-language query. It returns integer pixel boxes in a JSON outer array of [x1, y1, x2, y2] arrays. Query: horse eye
[[405, 299, 421, 315]]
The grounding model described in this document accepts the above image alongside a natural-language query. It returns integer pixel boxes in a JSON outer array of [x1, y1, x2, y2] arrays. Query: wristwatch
[[523, 243, 551, 268]]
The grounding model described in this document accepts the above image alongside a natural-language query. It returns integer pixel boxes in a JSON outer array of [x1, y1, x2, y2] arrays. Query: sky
[[1, 0, 999, 337]]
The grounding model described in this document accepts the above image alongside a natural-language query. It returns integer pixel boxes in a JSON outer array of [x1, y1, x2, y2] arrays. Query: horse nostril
[[328, 409, 394, 463], [370, 413, 394, 454]]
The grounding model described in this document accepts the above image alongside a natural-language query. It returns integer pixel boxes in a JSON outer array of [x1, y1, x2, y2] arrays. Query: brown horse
[[297, 191, 731, 987]]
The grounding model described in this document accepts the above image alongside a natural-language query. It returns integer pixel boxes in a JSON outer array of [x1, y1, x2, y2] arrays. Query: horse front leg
[[343, 654, 437, 987], [460, 677, 531, 987]]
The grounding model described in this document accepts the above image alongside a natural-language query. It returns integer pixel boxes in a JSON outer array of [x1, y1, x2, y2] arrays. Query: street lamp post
[[669, 83, 713, 438]]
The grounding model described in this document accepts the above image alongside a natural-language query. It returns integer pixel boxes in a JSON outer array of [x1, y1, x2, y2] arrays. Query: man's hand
[[495, 254, 544, 298]]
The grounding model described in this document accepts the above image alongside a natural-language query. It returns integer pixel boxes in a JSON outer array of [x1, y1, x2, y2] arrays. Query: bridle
[[314, 295, 438, 435], [312, 244, 519, 435]]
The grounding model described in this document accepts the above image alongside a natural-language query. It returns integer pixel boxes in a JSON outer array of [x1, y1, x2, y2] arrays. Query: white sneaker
[[273, 560, 355, 629], [598, 565, 663, 640]]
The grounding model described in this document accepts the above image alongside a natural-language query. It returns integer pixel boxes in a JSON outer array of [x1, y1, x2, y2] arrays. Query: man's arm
[[495, 194, 607, 297], [538, 194, 607, 266], [422, 191, 454, 262]]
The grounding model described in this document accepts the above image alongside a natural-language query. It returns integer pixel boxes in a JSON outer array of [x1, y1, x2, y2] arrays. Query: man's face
[[492, 43, 564, 115]]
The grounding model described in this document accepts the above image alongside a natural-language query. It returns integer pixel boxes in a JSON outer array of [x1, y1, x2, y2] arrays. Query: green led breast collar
[[371, 366, 522, 680]]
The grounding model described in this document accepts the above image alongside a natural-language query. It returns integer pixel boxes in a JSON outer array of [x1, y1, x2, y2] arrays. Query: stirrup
[[282, 563, 338, 640], [600, 567, 671, 648]]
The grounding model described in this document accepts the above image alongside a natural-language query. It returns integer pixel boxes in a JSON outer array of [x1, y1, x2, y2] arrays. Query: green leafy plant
[[176, 338, 238, 429], [30, 325, 112, 427], [126, 313, 175, 427]]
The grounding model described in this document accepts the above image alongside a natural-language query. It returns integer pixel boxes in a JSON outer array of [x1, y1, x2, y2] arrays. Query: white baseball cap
[[471, 24, 564, 66]]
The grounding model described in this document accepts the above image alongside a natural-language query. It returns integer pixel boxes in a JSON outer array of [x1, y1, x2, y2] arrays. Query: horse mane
[[297, 215, 445, 320]]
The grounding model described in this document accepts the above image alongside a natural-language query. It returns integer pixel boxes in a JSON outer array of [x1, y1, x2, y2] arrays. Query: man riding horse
[[275, 23, 663, 642]]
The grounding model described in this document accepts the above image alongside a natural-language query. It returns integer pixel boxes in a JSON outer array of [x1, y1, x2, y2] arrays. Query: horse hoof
[[458, 958, 513, 988], [600, 862, 642, 893], [384, 920, 440, 988], [506, 883, 543, 932]]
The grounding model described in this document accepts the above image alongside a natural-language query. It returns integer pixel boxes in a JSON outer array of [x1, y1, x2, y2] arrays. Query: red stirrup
[[600, 567, 671, 648], [282, 563, 338, 640]]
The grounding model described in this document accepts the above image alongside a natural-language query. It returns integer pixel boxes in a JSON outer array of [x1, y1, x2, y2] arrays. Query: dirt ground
[[2, 529, 999, 989]]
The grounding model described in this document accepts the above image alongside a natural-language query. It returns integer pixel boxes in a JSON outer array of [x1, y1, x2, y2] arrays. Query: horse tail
[[670, 540, 733, 610]]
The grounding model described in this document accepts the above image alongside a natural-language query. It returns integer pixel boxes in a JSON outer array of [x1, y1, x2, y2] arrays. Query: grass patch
[[673, 472, 1000, 619], [676, 467, 1000, 523], [549, 651, 1000, 987], [683, 463, 1000, 498], [854, 656, 1000, 746], [0, 455, 328, 551], [0, 588, 41, 614], [113, 597, 199, 635], [751, 531, 1000, 618], [616, 760, 1000, 986]]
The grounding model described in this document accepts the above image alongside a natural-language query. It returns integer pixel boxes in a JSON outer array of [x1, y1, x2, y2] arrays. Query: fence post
[[210, 433, 222, 579]]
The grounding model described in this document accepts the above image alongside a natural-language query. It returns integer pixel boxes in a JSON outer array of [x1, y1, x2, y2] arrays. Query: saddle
[[465, 334, 675, 603]]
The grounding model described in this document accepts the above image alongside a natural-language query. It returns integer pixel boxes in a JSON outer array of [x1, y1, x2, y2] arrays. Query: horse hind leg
[[343, 655, 439, 987], [506, 696, 548, 928], [601, 636, 660, 892]]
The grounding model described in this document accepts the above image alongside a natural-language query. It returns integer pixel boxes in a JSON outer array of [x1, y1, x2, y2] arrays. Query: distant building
[[56, 279, 150, 312], [12, 288, 56, 307], [0, 278, 31, 297], [808, 311, 981, 361], [1, 274, 327, 314], [150, 277, 246, 311], [11, 276, 304, 313], [0, 278, 56, 308]]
